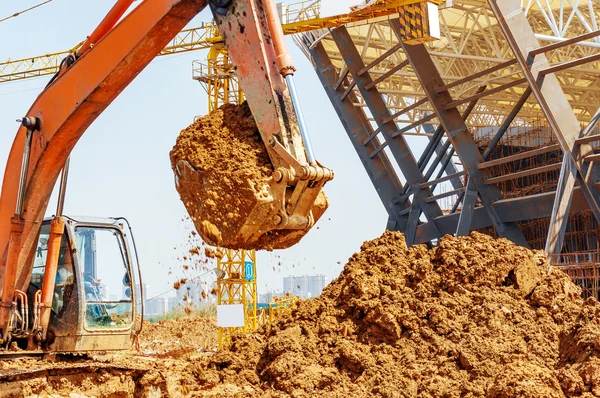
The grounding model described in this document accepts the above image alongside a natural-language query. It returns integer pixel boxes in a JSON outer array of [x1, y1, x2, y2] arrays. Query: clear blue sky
[[0, 1, 396, 298]]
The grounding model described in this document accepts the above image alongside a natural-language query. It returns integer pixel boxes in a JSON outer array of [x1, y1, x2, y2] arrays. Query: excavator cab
[[25, 216, 141, 352]]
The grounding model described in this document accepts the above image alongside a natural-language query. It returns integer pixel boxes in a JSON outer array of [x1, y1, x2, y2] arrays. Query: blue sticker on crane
[[245, 261, 254, 281]]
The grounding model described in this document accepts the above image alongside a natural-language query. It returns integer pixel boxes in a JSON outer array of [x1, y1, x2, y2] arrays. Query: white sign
[[217, 304, 245, 327]]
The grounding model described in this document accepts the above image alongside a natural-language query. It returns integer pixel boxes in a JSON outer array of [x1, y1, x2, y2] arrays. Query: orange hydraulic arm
[[0, 0, 210, 338], [0, 0, 331, 342]]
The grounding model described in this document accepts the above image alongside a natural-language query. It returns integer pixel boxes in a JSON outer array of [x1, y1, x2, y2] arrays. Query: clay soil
[[170, 102, 274, 249], [0, 316, 219, 398], [5, 231, 600, 397], [194, 232, 600, 397]]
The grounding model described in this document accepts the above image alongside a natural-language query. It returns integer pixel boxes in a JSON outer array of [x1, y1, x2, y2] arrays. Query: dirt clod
[[170, 102, 273, 249], [205, 247, 216, 259]]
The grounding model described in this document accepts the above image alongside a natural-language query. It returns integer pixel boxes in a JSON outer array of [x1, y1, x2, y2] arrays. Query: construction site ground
[[4, 231, 600, 397], [0, 314, 220, 397]]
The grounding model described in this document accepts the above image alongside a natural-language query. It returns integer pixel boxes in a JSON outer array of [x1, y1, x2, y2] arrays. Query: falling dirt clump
[[170, 102, 273, 249], [205, 247, 216, 258], [192, 231, 600, 397]]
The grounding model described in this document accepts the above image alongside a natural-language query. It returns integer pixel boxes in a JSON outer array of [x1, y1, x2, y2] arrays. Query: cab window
[[75, 227, 133, 329]]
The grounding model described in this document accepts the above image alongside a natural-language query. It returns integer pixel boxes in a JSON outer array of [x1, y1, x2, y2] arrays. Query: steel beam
[[546, 108, 600, 254], [392, 113, 438, 137], [489, 0, 600, 254], [545, 155, 575, 254], [482, 87, 532, 160], [530, 29, 600, 56], [383, 97, 428, 123], [358, 42, 403, 75], [414, 91, 484, 199], [434, 59, 517, 93], [479, 144, 561, 170], [423, 127, 462, 189], [310, 41, 410, 229], [331, 27, 444, 236], [456, 178, 477, 236], [425, 187, 465, 203], [391, 19, 529, 247], [414, 181, 600, 245], [541, 53, 600, 76], [405, 202, 422, 246], [432, 148, 457, 192], [419, 171, 466, 189], [442, 78, 527, 110], [485, 163, 562, 185], [365, 59, 409, 90]]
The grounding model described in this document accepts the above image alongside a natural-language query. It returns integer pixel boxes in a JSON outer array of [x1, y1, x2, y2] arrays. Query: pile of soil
[[170, 102, 274, 249], [140, 315, 218, 356], [192, 231, 600, 397], [5, 231, 600, 397]]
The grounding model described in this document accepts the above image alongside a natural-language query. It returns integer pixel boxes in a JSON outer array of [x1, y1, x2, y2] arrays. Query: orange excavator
[[0, 0, 331, 353]]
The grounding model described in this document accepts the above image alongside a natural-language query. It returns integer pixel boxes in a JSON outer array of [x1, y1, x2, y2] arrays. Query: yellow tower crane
[[191, 27, 256, 348]]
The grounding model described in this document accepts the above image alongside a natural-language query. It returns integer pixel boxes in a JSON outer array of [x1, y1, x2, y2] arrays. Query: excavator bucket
[[170, 0, 333, 250], [170, 101, 331, 250], [173, 158, 329, 250]]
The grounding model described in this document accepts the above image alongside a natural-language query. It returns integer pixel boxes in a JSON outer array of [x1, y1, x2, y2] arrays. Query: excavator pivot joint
[[18, 117, 41, 131]]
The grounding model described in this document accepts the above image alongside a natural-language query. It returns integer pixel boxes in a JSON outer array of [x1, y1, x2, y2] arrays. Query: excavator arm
[[0, 0, 331, 344]]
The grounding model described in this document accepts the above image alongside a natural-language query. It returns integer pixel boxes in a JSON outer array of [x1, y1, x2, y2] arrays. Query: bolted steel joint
[[268, 136, 278, 147], [17, 116, 41, 131], [273, 167, 291, 183], [299, 166, 312, 180]]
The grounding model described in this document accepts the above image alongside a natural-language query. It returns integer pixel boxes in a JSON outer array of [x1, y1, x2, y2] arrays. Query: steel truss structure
[[299, 0, 600, 261]]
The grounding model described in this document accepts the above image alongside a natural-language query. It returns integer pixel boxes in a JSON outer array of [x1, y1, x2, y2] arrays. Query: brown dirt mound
[[170, 102, 272, 179], [7, 232, 600, 397], [192, 231, 600, 397], [170, 102, 274, 249]]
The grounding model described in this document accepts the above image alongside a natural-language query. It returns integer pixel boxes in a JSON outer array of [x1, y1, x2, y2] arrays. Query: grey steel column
[[391, 20, 529, 247], [310, 41, 410, 231], [456, 178, 477, 236], [331, 27, 444, 242], [489, 0, 600, 254]]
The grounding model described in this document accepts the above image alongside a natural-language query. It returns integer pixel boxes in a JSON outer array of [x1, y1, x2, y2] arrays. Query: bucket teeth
[[173, 160, 328, 250]]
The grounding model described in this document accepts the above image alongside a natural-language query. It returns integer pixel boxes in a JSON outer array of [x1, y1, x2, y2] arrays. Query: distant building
[[145, 297, 169, 316], [282, 275, 327, 299], [259, 291, 283, 303]]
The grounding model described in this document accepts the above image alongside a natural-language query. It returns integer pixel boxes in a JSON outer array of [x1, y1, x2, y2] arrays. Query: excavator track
[[0, 361, 150, 383], [0, 352, 171, 397]]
